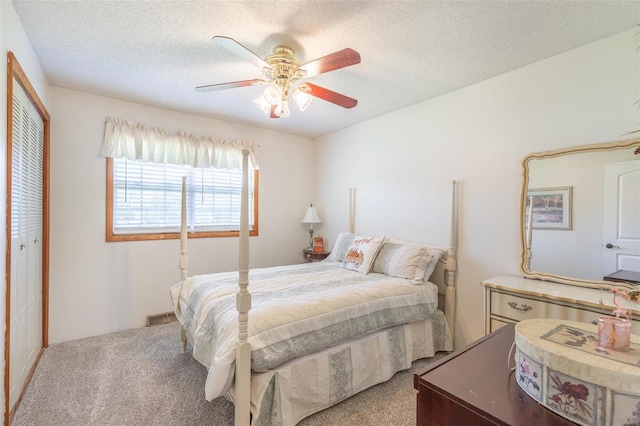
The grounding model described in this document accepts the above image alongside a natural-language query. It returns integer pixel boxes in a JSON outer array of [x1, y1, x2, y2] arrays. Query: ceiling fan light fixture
[[263, 85, 282, 105], [274, 101, 291, 118], [254, 96, 271, 115], [292, 88, 313, 111]]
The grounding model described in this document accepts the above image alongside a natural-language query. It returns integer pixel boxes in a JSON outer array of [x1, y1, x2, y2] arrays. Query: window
[[106, 157, 258, 241]]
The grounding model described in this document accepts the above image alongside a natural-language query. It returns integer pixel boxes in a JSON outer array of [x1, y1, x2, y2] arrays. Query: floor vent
[[147, 311, 177, 327]]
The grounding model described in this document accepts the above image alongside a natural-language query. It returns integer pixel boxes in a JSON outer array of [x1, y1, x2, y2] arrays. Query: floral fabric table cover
[[514, 319, 640, 426]]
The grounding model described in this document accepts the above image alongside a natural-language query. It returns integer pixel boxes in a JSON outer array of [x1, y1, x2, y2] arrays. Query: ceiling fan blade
[[305, 83, 358, 109], [196, 79, 266, 92], [213, 36, 272, 70], [297, 48, 361, 78]]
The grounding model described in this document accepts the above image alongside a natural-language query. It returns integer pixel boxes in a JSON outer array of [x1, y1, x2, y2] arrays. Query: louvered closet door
[[9, 79, 44, 409]]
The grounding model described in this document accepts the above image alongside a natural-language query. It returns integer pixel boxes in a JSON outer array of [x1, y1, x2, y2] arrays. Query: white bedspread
[[171, 261, 440, 400]]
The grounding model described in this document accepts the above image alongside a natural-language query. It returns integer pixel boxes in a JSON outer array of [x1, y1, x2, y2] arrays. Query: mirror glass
[[521, 139, 640, 287]]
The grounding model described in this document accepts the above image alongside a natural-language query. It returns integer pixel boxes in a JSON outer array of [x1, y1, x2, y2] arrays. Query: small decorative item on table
[[313, 237, 324, 253], [597, 315, 631, 351], [598, 288, 639, 352]]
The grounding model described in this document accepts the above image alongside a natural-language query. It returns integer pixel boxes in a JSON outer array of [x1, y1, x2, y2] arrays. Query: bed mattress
[[171, 261, 441, 400]]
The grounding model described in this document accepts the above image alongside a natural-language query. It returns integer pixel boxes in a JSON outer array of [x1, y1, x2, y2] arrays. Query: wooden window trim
[[105, 157, 259, 242]]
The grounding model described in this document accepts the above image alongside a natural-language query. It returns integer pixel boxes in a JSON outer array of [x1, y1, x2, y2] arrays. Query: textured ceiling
[[11, 0, 640, 138]]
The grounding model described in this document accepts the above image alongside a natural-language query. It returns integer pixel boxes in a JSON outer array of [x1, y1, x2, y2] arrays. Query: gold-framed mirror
[[520, 138, 640, 289]]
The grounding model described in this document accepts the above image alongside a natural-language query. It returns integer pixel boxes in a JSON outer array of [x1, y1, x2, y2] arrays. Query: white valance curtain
[[100, 117, 259, 170]]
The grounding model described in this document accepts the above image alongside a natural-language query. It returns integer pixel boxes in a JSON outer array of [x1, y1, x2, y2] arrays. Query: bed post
[[445, 180, 459, 342], [179, 176, 188, 352], [235, 149, 251, 426], [348, 188, 356, 233]]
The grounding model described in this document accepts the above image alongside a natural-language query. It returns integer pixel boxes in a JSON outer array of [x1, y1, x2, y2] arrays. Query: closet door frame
[[5, 52, 50, 426]]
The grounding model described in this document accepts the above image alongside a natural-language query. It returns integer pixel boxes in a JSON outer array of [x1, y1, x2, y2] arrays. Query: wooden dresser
[[482, 275, 640, 335], [413, 324, 574, 426]]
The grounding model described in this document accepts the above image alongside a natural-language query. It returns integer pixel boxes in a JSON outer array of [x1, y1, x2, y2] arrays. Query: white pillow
[[342, 235, 384, 274], [385, 237, 445, 282], [371, 242, 433, 283]]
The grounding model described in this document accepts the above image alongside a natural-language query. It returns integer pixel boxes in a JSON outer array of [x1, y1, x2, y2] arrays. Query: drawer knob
[[507, 301, 532, 313]]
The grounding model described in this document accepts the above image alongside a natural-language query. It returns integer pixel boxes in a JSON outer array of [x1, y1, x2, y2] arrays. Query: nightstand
[[303, 248, 330, 263]]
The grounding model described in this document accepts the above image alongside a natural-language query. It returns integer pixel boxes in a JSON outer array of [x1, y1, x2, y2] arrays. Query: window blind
[[112, 158, 255, 235]]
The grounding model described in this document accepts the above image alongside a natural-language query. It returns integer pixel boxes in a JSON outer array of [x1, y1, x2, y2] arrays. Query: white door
[[603, 160, 640, 276], [9, 79, 44, 410]]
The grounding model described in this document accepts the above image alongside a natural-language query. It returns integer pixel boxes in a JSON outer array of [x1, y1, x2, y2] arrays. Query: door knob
[[605, 243, 620, 249]]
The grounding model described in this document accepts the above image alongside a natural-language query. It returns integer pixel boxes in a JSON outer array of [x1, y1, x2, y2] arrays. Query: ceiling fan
[[196, 36, 361, 118]]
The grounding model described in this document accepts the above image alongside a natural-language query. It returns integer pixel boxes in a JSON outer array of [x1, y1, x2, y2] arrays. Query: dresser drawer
[[491, 291, 600, 324], [491, 292, 548, 322], [490, 317, 513, 333], [483, 276, 640, 337]]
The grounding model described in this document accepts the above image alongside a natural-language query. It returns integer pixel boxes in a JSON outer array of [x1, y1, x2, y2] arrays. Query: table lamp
[[301, 204, 321, 248]]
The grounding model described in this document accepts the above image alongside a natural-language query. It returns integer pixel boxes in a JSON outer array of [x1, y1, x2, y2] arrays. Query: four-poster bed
[[171, 151, 460, 425]]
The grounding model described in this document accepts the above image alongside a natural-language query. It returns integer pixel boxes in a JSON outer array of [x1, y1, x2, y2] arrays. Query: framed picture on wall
[[525, 187, 573, 230]]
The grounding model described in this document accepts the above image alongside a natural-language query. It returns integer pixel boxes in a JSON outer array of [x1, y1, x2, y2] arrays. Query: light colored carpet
[[12, 322, 446, 426]]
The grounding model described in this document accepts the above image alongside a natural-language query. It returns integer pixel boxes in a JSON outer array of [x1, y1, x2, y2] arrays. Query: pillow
[[422, 247, 445, 281], [325, 232, 360, 262], [371, 242, 433, 283], [342, 235, 384, 274], [385, 237, 445, 282]]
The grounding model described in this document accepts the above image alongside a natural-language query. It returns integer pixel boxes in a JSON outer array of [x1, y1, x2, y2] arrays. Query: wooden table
[[413, 324, 574, 425]]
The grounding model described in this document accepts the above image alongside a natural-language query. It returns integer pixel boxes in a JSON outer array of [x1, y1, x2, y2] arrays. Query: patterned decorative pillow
[[371, 242, 433, 283], [342, 235, 384, 274]]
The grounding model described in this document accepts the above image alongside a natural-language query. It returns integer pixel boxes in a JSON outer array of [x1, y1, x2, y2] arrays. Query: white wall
[[1, 1, 50, 419], [315, 29, 639, 349], [48, 87, 314, 343]]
